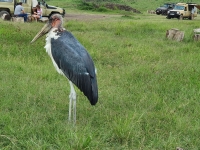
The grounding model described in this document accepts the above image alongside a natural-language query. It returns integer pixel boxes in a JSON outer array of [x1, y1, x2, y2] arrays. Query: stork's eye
[[49, 17, 54, 23]]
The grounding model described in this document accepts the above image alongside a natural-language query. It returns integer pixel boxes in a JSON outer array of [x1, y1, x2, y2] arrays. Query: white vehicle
[[167, 3, 200, 20], [0, 0, 65, 19]]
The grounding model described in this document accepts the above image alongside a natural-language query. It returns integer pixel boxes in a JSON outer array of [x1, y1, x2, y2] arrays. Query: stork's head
[[31, 14, 63, 43]]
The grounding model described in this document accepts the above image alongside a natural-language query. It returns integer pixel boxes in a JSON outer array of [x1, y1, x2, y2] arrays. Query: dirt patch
[[65, 13, 122, 21]]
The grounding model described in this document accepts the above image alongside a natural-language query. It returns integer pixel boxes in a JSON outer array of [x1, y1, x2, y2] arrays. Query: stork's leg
[[73, 94, 76, 125], [68, 94, 72, 122], [68, 81, 76, 125]]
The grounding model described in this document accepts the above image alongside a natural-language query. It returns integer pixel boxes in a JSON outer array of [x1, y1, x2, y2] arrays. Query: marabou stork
[[31, 14, 98, 125]]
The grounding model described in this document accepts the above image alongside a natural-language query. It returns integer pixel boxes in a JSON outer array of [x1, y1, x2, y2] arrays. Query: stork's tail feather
[[89, 77, 98, 105], [70, 72, 98, 106], [81, 76, 98, 105]]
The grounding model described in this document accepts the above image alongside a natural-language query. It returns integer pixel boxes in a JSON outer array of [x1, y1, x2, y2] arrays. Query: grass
[[50, 0, 200, 13], [1, 1, 200, 149]]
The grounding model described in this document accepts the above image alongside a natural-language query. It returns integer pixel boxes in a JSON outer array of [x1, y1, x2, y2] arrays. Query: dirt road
[[65, 13, 121, 21]]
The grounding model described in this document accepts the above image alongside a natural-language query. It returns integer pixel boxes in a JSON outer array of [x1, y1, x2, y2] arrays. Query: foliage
[[78, 1, 109, 12]]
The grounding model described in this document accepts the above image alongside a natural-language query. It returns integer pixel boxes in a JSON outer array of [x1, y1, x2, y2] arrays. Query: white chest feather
[[44, 29, 64, 75]]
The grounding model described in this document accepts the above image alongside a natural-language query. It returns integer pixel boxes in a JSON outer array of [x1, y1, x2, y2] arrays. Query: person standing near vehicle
[[14, 2, 28, 22], [191, 7, 195, 20]]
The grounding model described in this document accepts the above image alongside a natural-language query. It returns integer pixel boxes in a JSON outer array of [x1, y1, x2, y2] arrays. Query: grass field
[[47, 0, 200, 13], [1, 0, 200, 149]]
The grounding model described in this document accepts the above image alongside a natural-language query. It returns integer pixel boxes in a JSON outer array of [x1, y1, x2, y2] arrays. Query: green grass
[[48, 0, 200, 13], [1, 2, 200, 149]]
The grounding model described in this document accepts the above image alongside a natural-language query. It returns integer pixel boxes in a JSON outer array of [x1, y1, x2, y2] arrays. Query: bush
[[96, 6, 109, 12], [78, 1, 98, 10]]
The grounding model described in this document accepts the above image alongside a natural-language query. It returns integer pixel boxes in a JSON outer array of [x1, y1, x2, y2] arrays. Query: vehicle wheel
[[0, 11, 10, 20], [166, 16, 171, 19], [179, 15, 183, 20], [162, 11, 167, 15]]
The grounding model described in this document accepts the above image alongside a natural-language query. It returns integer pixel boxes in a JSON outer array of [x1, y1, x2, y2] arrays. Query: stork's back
[[50, 30, 98, 105]]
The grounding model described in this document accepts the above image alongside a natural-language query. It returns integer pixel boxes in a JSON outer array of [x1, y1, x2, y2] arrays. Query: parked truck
[[156, 3, 175, 15], [0, 0, 65, 19], [166, 3, 200, 20]]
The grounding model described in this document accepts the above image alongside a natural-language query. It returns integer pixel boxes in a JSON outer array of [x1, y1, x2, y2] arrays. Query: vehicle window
[[19, 0, 26, 3], [0, 0, 13, 2], [162, 4, 168, 8], [174, 5, 185, 10]]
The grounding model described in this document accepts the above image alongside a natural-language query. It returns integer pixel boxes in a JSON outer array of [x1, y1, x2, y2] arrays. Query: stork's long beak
[[31, 23, 52, 43]]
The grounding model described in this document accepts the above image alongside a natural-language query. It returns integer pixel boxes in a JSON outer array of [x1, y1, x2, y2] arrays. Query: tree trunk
[[193, 28, 200, 41], [166, 28, 184, 42], [193, 34, 200, 41]]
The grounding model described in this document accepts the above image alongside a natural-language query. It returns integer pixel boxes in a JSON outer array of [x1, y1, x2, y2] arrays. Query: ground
[[64, 3, 140, 21], [65, 13, 121, 21]]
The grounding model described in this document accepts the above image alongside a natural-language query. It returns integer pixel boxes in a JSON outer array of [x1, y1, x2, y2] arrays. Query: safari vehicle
[[156, 3, 175, 15], [166, 3, 200, 20], [0, 0, 65, 19]]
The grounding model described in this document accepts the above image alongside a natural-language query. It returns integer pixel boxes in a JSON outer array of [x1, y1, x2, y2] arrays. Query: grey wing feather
[[51, 31, 98, 105]]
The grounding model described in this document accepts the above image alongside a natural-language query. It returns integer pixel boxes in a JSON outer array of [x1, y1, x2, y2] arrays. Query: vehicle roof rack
[[186, 3, 197, 4]]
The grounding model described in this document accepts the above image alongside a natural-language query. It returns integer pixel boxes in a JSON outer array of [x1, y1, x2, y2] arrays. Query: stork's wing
[[51, 31, 98, 105]]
